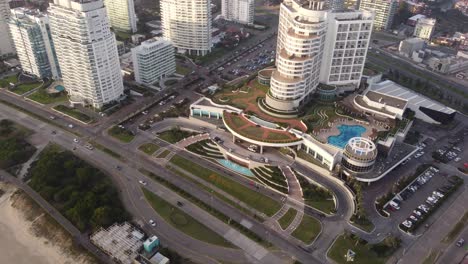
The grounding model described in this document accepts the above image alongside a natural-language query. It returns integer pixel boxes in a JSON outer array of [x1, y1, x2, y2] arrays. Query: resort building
[[131, 37, 176, 86], [261, 0, 373, 115], [48, 0, 124, 108], [363, 80, 456, 125], [103, 0, 137, 33], [221, 0, 255, 25], [0, 0, 15, 57], [358, 0, 398, 31], [341, 137, 377, 175], [413, 17, 436, 41], [8, 8, 61, 79], [160, 0, 212, 56]]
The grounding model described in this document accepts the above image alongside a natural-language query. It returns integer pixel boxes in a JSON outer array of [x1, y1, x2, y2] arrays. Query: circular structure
[[341, 137, 377, 174], [257, 68, 274, 86], [317, 84, 337, 101]]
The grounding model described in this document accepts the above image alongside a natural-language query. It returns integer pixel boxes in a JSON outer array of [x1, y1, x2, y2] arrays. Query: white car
[[402, 220, 412, 228], [139, 180, 147, 186], [455, 157, 461, 162], [149, 219, 156, 227], [73, 138, 79, 143]]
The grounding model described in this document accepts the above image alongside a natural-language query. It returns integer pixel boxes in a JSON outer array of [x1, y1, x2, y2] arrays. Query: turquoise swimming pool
[[217, 159, 254, 177], [328, 125, 366, 149]]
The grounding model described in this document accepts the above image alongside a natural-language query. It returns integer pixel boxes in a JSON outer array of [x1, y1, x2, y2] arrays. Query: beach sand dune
[[0, 183, 97, 264]]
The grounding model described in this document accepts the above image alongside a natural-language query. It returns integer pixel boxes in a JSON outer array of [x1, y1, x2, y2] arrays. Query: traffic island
[[327, 233, 401, 264]]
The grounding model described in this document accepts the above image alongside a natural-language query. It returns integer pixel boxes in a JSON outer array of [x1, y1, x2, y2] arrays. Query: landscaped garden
[[0, 74, 18, 87], [142, 188, 234, 248], [27, 87, 67, 104], [223, 112, 301, 144], [108, 126, 135, 143], [296, 173, 336, 214], [158, 127, 198, 144], [170, 155, 282, 217], [212, 80, 307, 131], [328, 233, 401, 264], [11, 81, 42, 95], [278, 208, 297, 230], [53, 105, 93, 123], [186, 139, 224, 159], [251, 166, 288, 194], [291, 214, 321, 244]]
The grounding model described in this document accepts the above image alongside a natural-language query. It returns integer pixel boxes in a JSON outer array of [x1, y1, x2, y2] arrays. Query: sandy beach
[[0, 183, 97, 264]]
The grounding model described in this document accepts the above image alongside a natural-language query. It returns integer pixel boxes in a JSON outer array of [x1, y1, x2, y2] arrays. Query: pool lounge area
[[328, 125, 366, 149], [217, 159, 254, 177]]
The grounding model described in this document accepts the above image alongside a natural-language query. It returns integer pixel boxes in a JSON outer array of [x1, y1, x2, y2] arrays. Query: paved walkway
[[17, 142, 47, 180], [280, 166, 302, 201]]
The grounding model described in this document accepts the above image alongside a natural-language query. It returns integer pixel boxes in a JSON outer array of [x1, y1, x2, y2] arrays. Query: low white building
[[367, 80, 456, 124], [131, 37, 176, 86], [398, 38, 425, 57]]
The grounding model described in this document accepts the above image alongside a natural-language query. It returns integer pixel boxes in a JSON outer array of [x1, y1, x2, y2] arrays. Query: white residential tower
[[48, 0, 124, 108], [160, 0, 212, 56], [262, 0, 373, 114], [104, 0, 137, 33], [132, 37, 176, 86], [9, 8, 60, 79], [413, 18, 435, 41], [359, 0, 397, 31], [221, 0, 255, 25], [0, 0, 15, 56]]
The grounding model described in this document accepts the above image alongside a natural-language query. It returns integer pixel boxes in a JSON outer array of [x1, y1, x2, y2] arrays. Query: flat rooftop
[[369, 80, 456, 114], [365, 90, 407, 110]]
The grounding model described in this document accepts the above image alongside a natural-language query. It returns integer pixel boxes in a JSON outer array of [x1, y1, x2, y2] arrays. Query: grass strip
[[27, 89, 67, 104], [139, 168, 271, 247], [142, 188, 235, 248], [278, 208, 297, 230], [157, 149, 171, 158], [291, 214, 321, 244], [0, 98, 81, 137], [12, 82, 41, 95], [53, 105, 92, 123], [442, 211, 468, 243], [90, 141, 123, 160], [166, 166, 265, 222], [108, 126, 134, 143], [170, 155, 281, 217], [422, 250, 440, 264], [138, 142, 160, 155]]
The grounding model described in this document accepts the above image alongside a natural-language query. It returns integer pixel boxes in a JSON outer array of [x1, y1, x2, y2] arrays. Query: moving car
[[149, 219, 156, 227], [456, 238, 465, 247], [139, 180, 147, 186]]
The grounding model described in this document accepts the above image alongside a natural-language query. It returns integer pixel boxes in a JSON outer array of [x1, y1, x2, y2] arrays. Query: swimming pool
[[55, 85, 65, 92], [217, 159, 254, 177], [328, 125, 366, 149]]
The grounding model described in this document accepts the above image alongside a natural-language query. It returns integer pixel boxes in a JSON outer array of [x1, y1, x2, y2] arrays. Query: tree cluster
[[28, 147, 129, 231]]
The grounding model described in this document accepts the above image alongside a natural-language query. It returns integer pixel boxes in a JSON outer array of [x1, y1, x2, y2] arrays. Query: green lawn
[[158, 128, 197, 144], [108, 126, 135, 143], [170, 155, 281, 217], [53, 105, 92, 123], [306, 200, 336, 215], [138, 143, 160, 155], [328, 234, 392, 264], [422, 250, 440, 264], [176, 65, 191, 75], [278, 208, 297, 230], [12, 82, 42, 95], [142, 188, 235, 248], [157, 149, 171, 158], [350, 219, 375, 233], [0, 74, 18, 87], [27, 89, 67, 104], [291, 215, 321, 244]]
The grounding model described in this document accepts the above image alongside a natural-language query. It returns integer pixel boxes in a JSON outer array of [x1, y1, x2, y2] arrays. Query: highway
[[0, 91, 335, 263]]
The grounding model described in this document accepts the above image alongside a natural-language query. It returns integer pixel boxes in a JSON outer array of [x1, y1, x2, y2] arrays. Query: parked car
[[149, 219, 156, 227], [456, 238, 465, 247], [139, 180, 147, 186]]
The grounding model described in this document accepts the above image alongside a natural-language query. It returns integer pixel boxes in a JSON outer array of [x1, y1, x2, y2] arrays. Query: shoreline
[[0, 182, 97, 264]]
